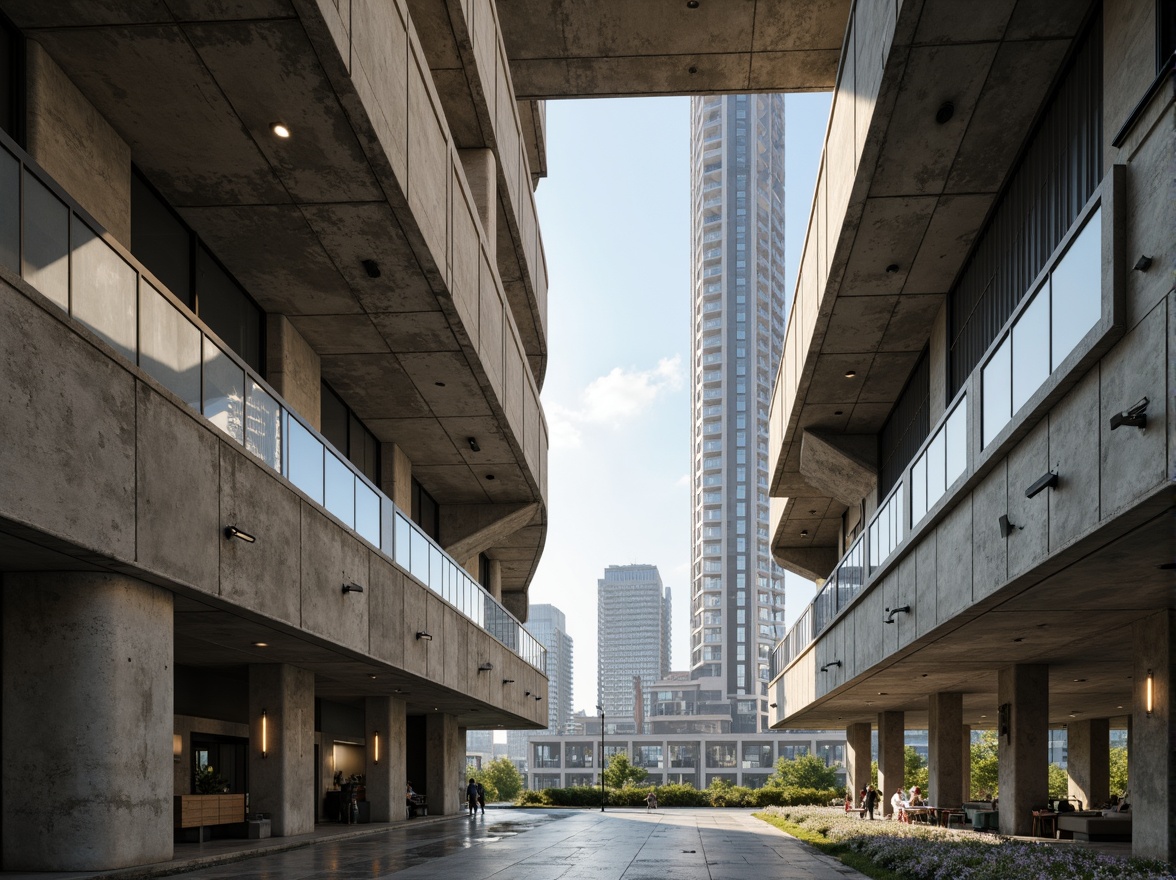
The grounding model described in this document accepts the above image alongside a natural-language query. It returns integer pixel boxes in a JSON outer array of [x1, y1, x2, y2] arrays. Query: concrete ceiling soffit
[[440, 501, 541, 563], [799, 429, 877, 507]]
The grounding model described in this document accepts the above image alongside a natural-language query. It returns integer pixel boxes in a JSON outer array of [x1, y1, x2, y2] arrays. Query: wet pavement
[[2, 809, 865, 880]]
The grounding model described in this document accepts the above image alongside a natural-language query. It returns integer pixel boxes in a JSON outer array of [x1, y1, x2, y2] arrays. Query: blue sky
[[528, 94, 833, 713]]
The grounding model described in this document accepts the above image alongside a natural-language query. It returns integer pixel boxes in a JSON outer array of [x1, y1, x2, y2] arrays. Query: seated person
[[891, 788, 907, 821], [908, 785, 924, 806]]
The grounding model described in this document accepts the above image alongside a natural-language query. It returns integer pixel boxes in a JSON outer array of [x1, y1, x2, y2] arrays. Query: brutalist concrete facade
[[766, 0, 1173, 862]]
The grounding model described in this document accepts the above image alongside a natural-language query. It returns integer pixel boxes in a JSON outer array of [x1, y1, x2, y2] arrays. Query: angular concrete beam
[[773, 546, 840, 582], [799, 429, 877, 507], [441, 501, 540, 564]]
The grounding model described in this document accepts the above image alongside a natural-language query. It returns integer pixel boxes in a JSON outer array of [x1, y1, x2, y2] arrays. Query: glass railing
[[910, 393, 967, 525], [868, 479, 903, 572], [0, 131, 546, 675]]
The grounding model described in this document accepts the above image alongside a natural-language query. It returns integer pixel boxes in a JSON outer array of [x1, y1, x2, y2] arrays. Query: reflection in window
[[982, 337, 1011, 447], [203, 337, 245, 444], [22, 170, 69, 308], [140, 281, 201, 409], [70, 217, 137, 360], [324, 452, 355, 528], [911, 394, 967, 525], [245, 381, 281, 471], [1012, 284, 1049, 411], [287, 417, 324, 504], [395, 513, 412, 570], [1050, 209, 1101, 370]]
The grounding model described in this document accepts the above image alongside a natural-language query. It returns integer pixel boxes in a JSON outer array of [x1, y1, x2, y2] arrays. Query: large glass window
[[706, 742, 737, 768], [634, 745, 663, 769], [203, 336, 245, 445], [741, 742, 773, 769], [196, 245, 262, 373], [565, 743, 594, 768], [131, 171, 191, 305], [534, 744, 560, 769], [1049, 213, 1101, 370]]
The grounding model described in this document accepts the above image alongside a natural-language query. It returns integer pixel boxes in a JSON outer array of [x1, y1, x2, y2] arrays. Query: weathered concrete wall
[[249, 664, 315, 837], [425, 712, 462, 814], [928, 692, 964, 807], [25, 41, 131, 243], [1, 573, 173, 871]]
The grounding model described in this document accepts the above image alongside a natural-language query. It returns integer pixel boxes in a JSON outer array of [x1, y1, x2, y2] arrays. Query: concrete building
[[528, 603, 575, 734], [689, 94, 789, 734], [764, 0, 1174, 863], [526, 729, 844, 791], [597, 564, 671, 727]]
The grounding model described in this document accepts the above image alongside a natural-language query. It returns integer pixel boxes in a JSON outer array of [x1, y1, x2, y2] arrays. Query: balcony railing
[[0, 130, 546, 675]]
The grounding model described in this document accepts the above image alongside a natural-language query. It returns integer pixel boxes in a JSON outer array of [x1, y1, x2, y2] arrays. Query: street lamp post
[[596, 704, 605, 812]]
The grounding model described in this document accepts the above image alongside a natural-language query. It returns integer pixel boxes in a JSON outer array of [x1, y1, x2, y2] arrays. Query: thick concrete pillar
[[928, 692, 964, 807], [380, 442, 413, 514], [1, 573, 173, 871], [365, 696, 407, 822], [1131, 609, 1174, 862], [265, 315, 321, 429], [997, 664, 1048, 837], [1067, 718, 1109, 810], [845, 722, 872, 799], [425, 713, 463, 815], [249, 664, 315, 837], [877, 710, 904, 817], [961, 724, 972, 800]]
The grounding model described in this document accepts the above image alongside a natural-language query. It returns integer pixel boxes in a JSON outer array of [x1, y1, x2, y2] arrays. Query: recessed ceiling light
[[369, 674, 377, 680], [271, 122, 291, 138], [885, 263, 899, 274], [844, 370, 857, 378], [1116, 706, 1123, 709], [935, 101, 955, 125], [980, 714, 987, 718], [877, 692, 888, 696], [252, 641, 268, 647], [1073, 678, 1086, 682], [800, 529, 809, 537], [686, 0, 699, 7]]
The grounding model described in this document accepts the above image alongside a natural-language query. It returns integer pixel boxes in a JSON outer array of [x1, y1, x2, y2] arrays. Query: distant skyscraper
[[527, 604, 574, 735], [689, 95, 788, 733], [597, 564, 671, 727]]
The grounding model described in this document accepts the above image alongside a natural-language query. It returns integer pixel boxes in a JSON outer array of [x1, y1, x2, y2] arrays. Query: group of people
[[846, 784, 926, 821], [466, 778, 487, 815]]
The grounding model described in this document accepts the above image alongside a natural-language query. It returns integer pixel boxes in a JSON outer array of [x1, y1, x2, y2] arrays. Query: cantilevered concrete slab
[[497, 0, 849, 98]]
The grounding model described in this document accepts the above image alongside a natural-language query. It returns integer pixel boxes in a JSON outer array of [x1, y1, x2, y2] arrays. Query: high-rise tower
[[597, 564, 671, 729], [527, 604, 574, 734], [689, 95, 788, 733]]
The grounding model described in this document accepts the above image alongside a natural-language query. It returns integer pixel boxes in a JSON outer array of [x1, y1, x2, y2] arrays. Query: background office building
[[597, 564, 671, 729], [527, 603, 575, 735], [765, 0, 1174, 862], [689, 94, 789, 733]]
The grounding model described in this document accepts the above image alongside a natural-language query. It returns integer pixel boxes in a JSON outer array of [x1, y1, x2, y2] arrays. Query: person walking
[[864, 784, 879, 820], [476, 781, 486, 814], [466, 778, 479, 816], [645, 790, 658, 812]]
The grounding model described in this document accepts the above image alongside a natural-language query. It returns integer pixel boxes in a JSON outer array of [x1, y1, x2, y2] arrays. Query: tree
[[1047, 763, 1068, 799], [603, 753, 647, 789], [971, 730, 999, 799], [479, 757, 523, 802], [1108, 746, 1129, 797], [905, 746, 929, 793], [765, 753, 839, 790]]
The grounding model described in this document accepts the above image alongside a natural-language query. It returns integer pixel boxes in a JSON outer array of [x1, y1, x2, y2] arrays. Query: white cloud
[[549, 355, 684, 449]]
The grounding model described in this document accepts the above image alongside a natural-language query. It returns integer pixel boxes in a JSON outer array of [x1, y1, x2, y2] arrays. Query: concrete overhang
[[769, 0, 1095, 577], [497, 0, 849, 98], [770, 496, 1174, 731], [0, 0, 548, 592]]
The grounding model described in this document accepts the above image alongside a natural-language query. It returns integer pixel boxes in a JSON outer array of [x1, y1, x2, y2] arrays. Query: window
[[320, 381, 380, 484], [412, 478, 439, 541], [534, 744, 560, 769], [0, 14, 19, 141]]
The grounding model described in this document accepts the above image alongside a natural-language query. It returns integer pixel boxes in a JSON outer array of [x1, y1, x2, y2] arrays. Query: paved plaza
[[4, 809, 865, 880]]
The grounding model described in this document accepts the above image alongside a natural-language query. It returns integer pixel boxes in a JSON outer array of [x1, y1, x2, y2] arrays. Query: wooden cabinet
[[174, 794, 246, 829]]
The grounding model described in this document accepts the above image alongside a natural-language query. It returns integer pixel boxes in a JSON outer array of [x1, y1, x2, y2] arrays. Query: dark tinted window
[[196, 245, 262, 373], [412, 478, 439, 541], [0, 15, 17, 141], [131, 171, 191, 305], [320, 382, 348, 454]]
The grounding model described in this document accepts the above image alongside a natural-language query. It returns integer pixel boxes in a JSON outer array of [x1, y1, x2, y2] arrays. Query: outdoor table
[[904, 806, 935, 824]]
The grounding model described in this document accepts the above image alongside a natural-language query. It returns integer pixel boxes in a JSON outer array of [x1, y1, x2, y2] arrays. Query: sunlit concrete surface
[[0, 809, 863, 880]]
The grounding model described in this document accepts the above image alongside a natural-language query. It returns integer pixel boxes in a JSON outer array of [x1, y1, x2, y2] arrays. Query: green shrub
[[514, 789, 552, 806], [516, 783, 839, 808]]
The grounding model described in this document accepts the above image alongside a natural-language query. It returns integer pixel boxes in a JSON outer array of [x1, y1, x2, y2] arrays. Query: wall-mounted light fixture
[[884, 605, 911, 625], [1146, 669, 1154, 717], [998, 514, 1021, 538], [1110, 397, 1148, 431], [342, 582, 364, 594], [361, 259, 381, 278], [224, 525, 256, 543], [373, 730, 380, 765], [478, 662, 494, 672], [502, 678, 515, 685], [769, 702, 778, 709], [820, 660, 843, 672], [525, 691, 532, 697], [416, 631, 433, 641], [998, 703, 1010, 740], [1133, 255, 1153, 272], [534, 695, 542, 701], [1025, 471, 1058, 498], [468, 437, 481, 452], [261, 710, 269, 758], [173, 734, 183, 762]]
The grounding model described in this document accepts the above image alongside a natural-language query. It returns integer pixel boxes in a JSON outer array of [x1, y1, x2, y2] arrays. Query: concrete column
[[380, 442, 413, 513], [997, 664, 1049, 837], [845, 722, 872, 800], [1067, 718, 1109, 810], [962, 724, 972, 800], [1130, 609, 1174, 862], [266, 315, 321, 429], [425, 713, 463, 815], [365, 696, 406, 822], [249, 664, 315, 837], [1, 573, 173, 871], [457, 148, 497, 243], [877, 710, 904, 817], [928, 692, 965, 807], [487, 558, 503, 602]]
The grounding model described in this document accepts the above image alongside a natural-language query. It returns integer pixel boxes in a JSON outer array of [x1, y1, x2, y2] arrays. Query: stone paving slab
[[0, 809, 867, 880]]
